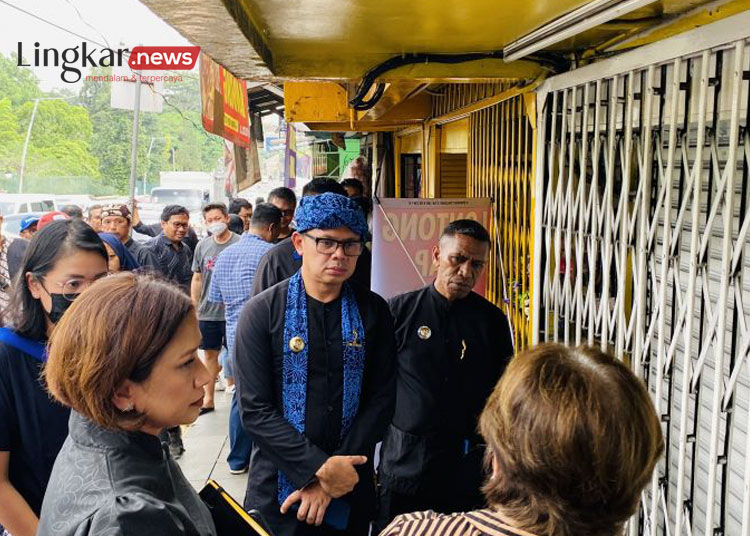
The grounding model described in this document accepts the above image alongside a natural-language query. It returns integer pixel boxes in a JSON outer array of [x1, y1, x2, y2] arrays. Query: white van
[[0, 194, 56, 215]]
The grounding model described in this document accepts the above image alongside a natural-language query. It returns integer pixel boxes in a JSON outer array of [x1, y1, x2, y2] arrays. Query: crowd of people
[[0, 170, 664, 536]]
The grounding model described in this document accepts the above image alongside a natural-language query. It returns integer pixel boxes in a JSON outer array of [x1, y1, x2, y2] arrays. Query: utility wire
[[57, 0, 213, 139], [0, 0, 199, 80], [0, 0, 99, 44], [63, 0, 112, 51], [0, 0, 215, 140]]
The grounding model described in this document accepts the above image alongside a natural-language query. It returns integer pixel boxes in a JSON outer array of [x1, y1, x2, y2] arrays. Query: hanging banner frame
[[371, 197, 491, 300]]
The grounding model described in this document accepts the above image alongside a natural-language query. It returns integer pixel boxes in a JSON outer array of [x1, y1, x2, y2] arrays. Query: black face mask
[[46, 292, 79, 324]]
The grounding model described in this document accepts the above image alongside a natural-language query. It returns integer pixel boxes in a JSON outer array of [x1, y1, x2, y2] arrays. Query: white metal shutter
[[532, 13, 750, 536]]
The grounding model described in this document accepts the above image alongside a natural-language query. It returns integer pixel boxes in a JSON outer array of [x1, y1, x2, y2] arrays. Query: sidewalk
[[176, 387, 248, 502]]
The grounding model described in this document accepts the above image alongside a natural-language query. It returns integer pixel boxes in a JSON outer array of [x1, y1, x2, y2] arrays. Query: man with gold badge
[[234, 193, 396, 536], [375, 219, 514, 532]]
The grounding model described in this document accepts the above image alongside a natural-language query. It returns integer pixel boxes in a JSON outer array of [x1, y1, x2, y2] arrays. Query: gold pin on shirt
[[417, 326, 432, 340], [289, 336, 305, 353], [460, 340, 467, 360], [347, 329, 362, 348]]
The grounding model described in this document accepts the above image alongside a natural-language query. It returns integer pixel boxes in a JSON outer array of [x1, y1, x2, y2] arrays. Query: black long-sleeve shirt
[[124, 238, 160, 270], [250, 237, 372, 297], [234, 279, 396, 536], [143, 234, 193, 294], [379, 284, 513, 508], [133, 222, 199, 258]]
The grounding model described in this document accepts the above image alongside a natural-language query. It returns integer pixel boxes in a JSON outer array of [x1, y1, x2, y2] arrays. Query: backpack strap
[[0, 327, 46, 362]]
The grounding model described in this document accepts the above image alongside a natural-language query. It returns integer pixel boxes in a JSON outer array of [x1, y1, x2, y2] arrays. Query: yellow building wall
[[440, 118, 469, 154]]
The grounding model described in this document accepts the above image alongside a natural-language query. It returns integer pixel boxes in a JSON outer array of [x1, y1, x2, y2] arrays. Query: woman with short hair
[[380, 344, 664, 536], [39, 273, 216, 535], [0, 219, 109, 536]]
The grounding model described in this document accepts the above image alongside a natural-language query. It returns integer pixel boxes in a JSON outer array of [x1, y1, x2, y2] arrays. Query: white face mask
[[208, 222, 228, 236]]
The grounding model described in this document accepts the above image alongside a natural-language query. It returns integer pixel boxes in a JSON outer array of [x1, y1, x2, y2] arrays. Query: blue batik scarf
[[278, 270, 366, 506]]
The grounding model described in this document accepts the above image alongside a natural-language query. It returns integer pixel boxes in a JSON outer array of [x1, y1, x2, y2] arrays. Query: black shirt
[[379, 285, 513, 505], [0, 339, 70, 516], [125, 237, 160, 270], [235, 279, 396, 536], [38, 412, 216, 536], [250, 237, 372, 297], [144, 233, 193, 293], [7, 237, 28, 281], [134, 222, 199, 256]]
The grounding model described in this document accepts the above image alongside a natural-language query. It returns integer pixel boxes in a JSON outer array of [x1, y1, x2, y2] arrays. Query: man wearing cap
[[100, 204, 158, 269], [235, 192, 396, 536], [37, 211, 69, 230], [18, 216, 39, 240]]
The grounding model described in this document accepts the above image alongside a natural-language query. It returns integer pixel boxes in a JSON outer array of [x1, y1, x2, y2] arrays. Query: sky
[[0, 0, 195, 92]]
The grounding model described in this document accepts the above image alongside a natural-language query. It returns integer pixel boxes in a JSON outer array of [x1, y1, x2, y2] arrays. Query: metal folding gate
[[469, 95, 535, 351], [532, 13, 750, 536]]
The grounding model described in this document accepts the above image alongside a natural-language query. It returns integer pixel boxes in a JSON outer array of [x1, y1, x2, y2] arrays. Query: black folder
[[199, 479, 274, 536]]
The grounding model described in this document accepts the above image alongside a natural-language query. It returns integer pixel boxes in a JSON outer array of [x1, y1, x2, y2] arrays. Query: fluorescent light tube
[[503, 0, 658, 62]]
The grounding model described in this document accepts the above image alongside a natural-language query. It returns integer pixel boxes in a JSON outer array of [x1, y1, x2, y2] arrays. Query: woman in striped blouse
[[380, 343, 664, 536]]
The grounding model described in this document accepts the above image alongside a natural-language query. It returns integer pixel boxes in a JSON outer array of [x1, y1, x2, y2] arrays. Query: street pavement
[[176, 386, 248, 502]]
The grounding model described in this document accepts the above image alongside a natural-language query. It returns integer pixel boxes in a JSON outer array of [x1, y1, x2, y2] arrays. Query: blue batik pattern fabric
[[278, 270, 366, 505]]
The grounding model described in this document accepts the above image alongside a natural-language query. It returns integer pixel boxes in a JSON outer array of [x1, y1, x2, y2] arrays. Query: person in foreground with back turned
[[38, 273, 216, 535], [235, 192, 397, 535], [379, 343, 664, 536]]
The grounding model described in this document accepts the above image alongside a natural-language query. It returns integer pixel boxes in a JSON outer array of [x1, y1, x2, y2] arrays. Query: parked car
[[53, 195, 96, 211], [0, 194, 55, 215]]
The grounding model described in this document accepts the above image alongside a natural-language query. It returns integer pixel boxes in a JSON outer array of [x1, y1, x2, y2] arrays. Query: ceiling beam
[[356, 82, 430, 121], [139, 0, 273, 80]]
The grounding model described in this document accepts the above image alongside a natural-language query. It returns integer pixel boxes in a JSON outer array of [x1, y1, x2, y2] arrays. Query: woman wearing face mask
[[190, 203, 239, 413], [0, 219, 109, 536], [98, 232, 140, 273], [39, 273, 215, 535]]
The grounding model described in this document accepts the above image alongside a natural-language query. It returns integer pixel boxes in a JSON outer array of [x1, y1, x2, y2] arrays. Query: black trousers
[[374, 450, 487, 533]]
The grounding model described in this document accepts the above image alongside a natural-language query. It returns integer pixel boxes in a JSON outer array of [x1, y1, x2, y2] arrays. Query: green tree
[[81, 67, 222, 193], [0, 53, 40, 107], [0, 98, 22, 174], [13, 99, 100, 178]]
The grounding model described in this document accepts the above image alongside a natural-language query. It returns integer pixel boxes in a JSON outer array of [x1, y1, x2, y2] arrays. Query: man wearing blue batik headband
[[234, 192, 396, 536]]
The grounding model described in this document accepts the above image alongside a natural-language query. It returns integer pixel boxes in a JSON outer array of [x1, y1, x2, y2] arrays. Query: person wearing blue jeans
[[228, 390, 253, 473], [223, 346, 252, 473], [207, 204, 281, 474]]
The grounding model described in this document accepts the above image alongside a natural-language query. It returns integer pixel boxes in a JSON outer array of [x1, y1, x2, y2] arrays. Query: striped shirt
[[0, 236, 11, 312], [379, 509, 537, 536]]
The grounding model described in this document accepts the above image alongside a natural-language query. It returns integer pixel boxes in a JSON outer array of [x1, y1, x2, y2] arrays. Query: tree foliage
[[0, 54, 223, 194], [0, 53, 40, 107]]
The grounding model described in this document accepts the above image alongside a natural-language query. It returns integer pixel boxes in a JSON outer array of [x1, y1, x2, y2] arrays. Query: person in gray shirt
[[191, 203, 240, 414]]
